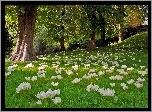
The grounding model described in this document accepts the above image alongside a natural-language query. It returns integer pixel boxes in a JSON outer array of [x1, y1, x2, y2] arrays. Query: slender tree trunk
[[99, 16, 106, 47], [119, 5, 124, 41], [59, 36, 66, 51], [86, 32, 96, 51], [9, 5, 38, 61]]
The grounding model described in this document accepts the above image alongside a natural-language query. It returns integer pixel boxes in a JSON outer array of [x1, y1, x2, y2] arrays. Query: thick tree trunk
[[86, 32, 96, 51], [9, 5, 38, 61], [59, 36, 66, 51]]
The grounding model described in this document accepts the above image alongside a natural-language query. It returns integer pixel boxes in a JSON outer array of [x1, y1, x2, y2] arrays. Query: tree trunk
[[59, 36, 66, 51], [9, 5, 38, 61], [86, 32, 96, 51], [119, 5, 124, 41]]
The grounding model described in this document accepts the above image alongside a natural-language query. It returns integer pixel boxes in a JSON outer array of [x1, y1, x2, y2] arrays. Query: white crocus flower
[[134, 82, 143, 88], [41, 64, 48, 68], [138, 71, 147, 76], [7, 66, 16, 72], [31, 76, 37, 81], [36, 100, 42, 105], [122, 85, 128, 90], [84, 64, 90, 69], [13, 64, 18, 68], [53, 89, 60, 95], [38, 66, 45, 70], [52, 97, 61, 104], [35, 91, 47, 100], [127, 79, 134, 84], [92, 84, 99, 91], [72, 65, 79, 71], [55, 68, 62, 74], [51, 82, 59, 86], [24, 63, 34, 68], [5, 72, 11, 77], [16, 82, 31, 93], [51, 76, 57, 79], [127, 67, 134, 71], [121, 65, 127, 69], [106, 69, 113, 73], [110, 83, 115, 87], [66, 70, 73, 75], [136, 77, 145, 83], [98, 71, 105, 76], [86, 83, 93, 92], [25, 77, 31, 81], [72, 78, 81, 84], [56, 75, 63, 79], [140, 66, 145, 69], [102, 65, 108, 69], [37, 70, 46, 77], [46, 89, 56, 98]]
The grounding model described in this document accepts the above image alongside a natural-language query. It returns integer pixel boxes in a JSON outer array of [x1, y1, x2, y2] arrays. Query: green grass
[[5, 32, 148, 108]]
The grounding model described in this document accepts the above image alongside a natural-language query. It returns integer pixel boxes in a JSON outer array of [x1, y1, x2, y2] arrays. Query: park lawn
[[5, 32, 148, 108]]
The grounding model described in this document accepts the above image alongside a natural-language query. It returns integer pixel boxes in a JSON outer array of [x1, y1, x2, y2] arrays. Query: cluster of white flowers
[[8, 64, 18, 71], [102, 65, 108, 70], [121, 65, 127, 69], [84, 64, 90, 69], [55, 68, 62, 74], [5, 71, 12, 77], [138, 71, 147, 76], [51, 75, 63, 79], [110, 83, 115, 87], [31, 76, 37, 81], [25, 76, 37, 81], [133, 77, 145, 88], [52, 97, 61, 104], [35, 89, 60, 100], [86, 83, 99, 92], [136, 77, 145, 83], [72, 78, 81, 84], [109, 75, 123, 80], [36, 100, 42, 105], [37, 70, 46, 77], [98, 71, 105, 76], [25, 77, 31, 81], [120, 83, 128, 90], [38, 65, 48, 70], [6, 64, 18, 76], [16, 82, 31, 93], [127, 67, 134, 71], [106, 69, 113, 73], [65, 70, 73, 75], [51, 82, 59, 86], [127, 79, 134, 84], [24, 63, 34, 68], [134, 82, 143, 88], [86, 83, 115, 96], [52, 64, 59, 69], [72, 65, 79, 71], [140, 66, 145, 69], [98, 88, 115, 96]]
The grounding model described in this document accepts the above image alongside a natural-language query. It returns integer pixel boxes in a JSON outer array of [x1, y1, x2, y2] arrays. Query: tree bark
[[86, 32, 96, 51], [119, 5, 125, 41], [59, 36, 66, 51], [9, 5, 38, 61]]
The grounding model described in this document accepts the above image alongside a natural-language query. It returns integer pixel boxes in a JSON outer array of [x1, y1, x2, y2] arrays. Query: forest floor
[[5, 32, 148, 108]]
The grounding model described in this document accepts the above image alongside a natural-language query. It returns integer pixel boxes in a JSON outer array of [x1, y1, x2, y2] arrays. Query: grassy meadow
[[5, 32, 148, 108]]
